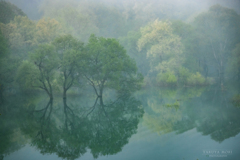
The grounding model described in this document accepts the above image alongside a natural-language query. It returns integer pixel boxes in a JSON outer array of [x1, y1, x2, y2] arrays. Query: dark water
[[1, 85, 240, 160]]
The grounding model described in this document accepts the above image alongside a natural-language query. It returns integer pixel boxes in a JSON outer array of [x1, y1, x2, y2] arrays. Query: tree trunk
[[99, 86, 104, 106], [63, 89, 67, 99], [50, 93, 53, 100]]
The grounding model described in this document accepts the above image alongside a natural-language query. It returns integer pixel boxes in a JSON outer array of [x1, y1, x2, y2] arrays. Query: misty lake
[[1, 0, 240, 160], [1, 84, 240, 160]]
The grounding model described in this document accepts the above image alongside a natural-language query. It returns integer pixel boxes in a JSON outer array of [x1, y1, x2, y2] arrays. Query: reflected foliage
[[1, 1, 240, 159], [143, 99, 182, 135], [0, 93, 42, 160], [4, 92, 144, 160], [88, 94, 143, 158], [139, 86, 240, 143], [2, 84, 240, 159]]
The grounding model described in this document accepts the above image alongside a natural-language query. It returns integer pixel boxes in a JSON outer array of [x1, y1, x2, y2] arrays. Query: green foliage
[[194, 5, 240, 48], [178, 67, 210, 86], [228, 43, 240, 79], [187, 72, 206, 86], [16, 60, 39, 90], [25, 44, 58, 97], [1, 16, 62, 60], [0, 30, 7, 57], [119, 30, 150, 76], [0, 30, 9, 96], [35, 18, 63, 44], [171, 20, 200, 72], [0, 16, 63, 96], [53, 34, 84, 70], [143, 99, 182, 135], [52, 34, 85, 98], [156, 70, 177, 86], [137, 19, 183, 78], [3, 16, 37, 59], [178, 67, 191, 85], [0, 1, 26, 24], [29, 44, 58, 73], [85, 34, 143, 98], [231, 94, 240, 108], [193, 5, 240, 83]]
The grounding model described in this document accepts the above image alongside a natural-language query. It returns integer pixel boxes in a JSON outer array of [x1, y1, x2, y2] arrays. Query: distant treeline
[[1, 1, 240, 99]]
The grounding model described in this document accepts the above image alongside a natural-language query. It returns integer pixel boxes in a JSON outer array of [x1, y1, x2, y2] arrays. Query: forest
[[1, 0, 240, 160], [1, 0, 240, 101]]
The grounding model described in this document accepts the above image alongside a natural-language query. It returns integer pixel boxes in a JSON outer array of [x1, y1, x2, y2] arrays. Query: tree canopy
[[193, 5, 240, 83], [53, 35, 85, 99], [84, 35, 143, 103], [0, 1, 26, 24], [137, 19, 183, 77]]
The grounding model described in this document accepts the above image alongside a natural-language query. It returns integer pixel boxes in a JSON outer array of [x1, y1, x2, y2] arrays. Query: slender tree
[[53, 35, 85, 99], [85, 34, 143, 105]]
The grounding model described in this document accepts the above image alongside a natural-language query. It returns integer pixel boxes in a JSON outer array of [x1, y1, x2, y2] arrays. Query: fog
[[1, 0, 240, 160], [5, 0, 240, 20]]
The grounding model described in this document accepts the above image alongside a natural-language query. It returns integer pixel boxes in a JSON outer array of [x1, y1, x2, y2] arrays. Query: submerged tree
[[53, 35, 85, 99], [84, 34, 143, 105], [17, 44, 58, 99]]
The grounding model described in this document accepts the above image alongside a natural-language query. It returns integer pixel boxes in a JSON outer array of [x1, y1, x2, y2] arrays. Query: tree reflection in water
[[140, 86, 240, 143], [2, 85, 240, 159], [16, 93, 144, 160]]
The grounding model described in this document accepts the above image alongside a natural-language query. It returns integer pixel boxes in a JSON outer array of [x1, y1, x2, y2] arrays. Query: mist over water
[[1, 0, 240, 160]]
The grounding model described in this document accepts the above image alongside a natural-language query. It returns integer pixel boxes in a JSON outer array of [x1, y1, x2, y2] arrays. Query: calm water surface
[[1, 85, 240, 160]]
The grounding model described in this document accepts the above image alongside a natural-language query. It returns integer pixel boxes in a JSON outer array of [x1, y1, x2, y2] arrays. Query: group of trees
[[0, 1, 143, 101], [1, 1, 240, 159], [16, 34, 142, 101], [0, 14, 63, 99], [121, 5, 240, 87], [1, 1, 240, 99]]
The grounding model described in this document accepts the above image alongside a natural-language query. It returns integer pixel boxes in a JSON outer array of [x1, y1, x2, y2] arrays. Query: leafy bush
[[178, 67, 212, 86], [187, 72, 206, 86], [156, 70, 177, 86], [178, 67, 191, 85]]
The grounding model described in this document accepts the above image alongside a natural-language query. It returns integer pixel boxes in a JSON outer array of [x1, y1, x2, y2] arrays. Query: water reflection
[[139, 86, 240, 142], [0, 94, 41, 160], [87, 94, 143, 158], [143, 99, 182, 135], [2, 85, 240, 159], [1, 92, 144, 160]]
